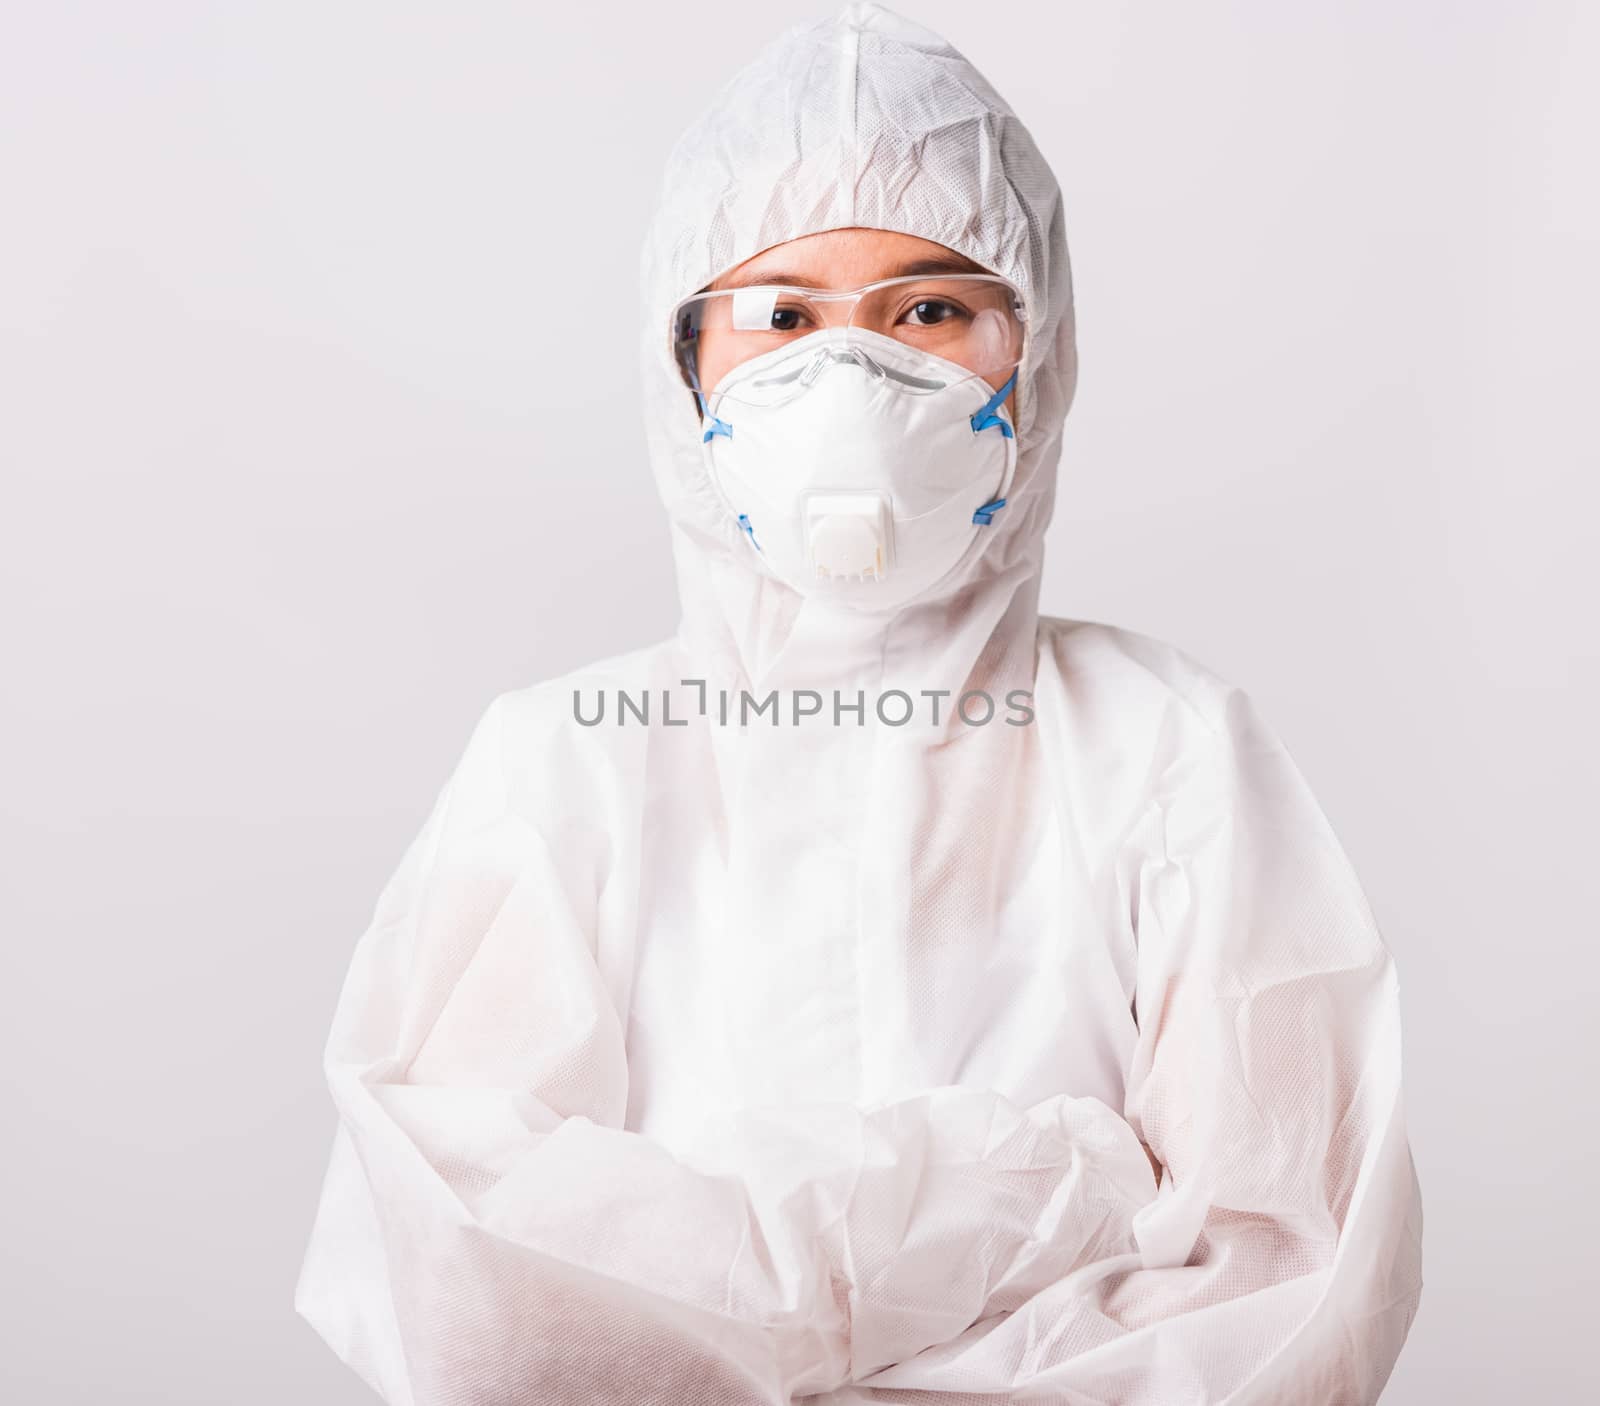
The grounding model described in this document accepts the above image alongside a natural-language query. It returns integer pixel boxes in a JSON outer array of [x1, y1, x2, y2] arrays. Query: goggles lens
[[671, 274, 1026, 409]]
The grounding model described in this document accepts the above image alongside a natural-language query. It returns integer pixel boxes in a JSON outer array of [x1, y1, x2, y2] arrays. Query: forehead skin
[[708, 227, 992, 292]]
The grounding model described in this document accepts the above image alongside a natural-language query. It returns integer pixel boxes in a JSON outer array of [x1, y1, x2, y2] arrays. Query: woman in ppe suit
[[294, 3, 1424, 1402]]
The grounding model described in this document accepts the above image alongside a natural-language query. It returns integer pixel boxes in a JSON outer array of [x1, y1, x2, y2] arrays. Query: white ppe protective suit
[[295, 4, 1424, 1403]]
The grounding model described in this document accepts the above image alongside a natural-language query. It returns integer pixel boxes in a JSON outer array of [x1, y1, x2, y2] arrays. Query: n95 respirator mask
[[697, 327, 1019, 613]]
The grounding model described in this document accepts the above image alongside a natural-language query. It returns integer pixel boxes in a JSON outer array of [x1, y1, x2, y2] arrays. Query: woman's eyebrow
[[716, 254, 986, 290]]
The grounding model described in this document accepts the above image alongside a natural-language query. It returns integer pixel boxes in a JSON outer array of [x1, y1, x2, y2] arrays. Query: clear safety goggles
[[670, 272, 1027, 410]]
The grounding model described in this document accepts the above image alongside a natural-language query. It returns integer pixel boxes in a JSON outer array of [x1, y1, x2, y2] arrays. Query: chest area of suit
[[616, 718, 1138, 1150]]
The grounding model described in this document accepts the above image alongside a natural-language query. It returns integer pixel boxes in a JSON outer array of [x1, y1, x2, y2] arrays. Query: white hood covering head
[[638, 0, 1075, 705], [295, 5, 1423, 1404]]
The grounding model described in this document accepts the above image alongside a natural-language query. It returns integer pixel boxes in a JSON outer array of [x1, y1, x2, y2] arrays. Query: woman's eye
[[771, 306, 808, 331], [907, 299, 962, 326]]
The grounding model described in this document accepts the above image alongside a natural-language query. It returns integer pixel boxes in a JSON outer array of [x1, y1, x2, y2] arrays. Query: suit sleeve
[[294, 696, 852, 1405], [838, 683, 1425, 1405]]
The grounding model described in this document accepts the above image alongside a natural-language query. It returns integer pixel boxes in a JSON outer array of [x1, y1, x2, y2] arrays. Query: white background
[[2, 2, 1595, 1401]]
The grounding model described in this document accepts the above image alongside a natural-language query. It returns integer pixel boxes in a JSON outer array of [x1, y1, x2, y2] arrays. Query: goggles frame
[[669, 271, 1030, 408]]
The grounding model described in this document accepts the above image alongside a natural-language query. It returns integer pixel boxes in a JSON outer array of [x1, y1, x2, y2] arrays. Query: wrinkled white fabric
[[295, 3, 1424, 1403]]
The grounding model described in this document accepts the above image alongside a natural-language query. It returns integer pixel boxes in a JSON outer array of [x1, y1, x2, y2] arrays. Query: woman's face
[[694, 226, 1020, 425]]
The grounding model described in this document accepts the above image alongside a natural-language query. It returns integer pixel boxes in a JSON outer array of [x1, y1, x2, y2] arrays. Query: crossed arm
[[295, 691, 1423, 1405]]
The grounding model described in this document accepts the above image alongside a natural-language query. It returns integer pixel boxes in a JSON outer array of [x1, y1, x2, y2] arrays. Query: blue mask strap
[[969, 369, 1018, 438], [696, 390, 733, 443]]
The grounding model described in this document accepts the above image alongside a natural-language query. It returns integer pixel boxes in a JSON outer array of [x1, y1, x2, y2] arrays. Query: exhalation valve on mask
[[806, 492, 892, 581], [701, 327, 1018, 612]]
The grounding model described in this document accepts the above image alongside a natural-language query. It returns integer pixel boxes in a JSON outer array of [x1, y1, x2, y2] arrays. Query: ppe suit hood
[[638, 0, 1076, 705]]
